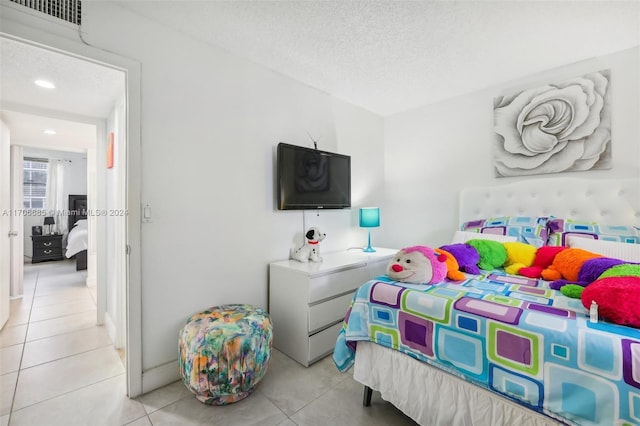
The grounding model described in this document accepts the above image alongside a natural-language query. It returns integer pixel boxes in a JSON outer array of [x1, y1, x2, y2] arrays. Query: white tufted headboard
[[460, 177, 640, 227]]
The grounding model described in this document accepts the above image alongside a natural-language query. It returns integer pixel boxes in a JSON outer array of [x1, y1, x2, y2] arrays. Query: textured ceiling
[[0, 110, 97, 153], [1, 0, 638, 151], [118, 0, 640, 116], [0, 37, 124, 151], [0, 37, 124, 118]]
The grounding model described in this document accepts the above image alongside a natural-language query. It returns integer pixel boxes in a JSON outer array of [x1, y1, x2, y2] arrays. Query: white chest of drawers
[[268, 248, 397, 366]]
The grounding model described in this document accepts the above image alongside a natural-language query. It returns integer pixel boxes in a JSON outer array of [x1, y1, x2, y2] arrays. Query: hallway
[[0, 259, 142, 425]]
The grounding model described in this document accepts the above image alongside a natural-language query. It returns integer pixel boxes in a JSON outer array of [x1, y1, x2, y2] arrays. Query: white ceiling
[[0, 0, 638, 151], [118, 0, 640, 116], [0, 36, 124, 152], [0, 110, 98, 153]]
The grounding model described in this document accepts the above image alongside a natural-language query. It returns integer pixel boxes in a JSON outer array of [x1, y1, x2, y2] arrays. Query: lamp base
[[363, 230, 376, 253]]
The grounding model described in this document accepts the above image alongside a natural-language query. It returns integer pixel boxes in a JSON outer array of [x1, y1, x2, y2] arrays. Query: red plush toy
[[518, 246, 567, 278], [581, 276, 640, 328]]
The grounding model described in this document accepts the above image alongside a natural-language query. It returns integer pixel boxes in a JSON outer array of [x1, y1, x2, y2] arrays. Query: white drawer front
[[308, 322, 343, 362], [309, 267, 367, 303], [308, 292, 354, 333]]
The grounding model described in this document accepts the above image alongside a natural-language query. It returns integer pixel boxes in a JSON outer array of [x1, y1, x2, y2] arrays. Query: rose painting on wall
[[493, 69, 611, 177]]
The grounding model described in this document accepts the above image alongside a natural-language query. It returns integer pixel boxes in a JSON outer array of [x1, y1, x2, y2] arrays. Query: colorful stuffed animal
[[438, 243, 481, 275], [544, 256, 640, 326], [502, 242, 537, 275], [386, 246, 448, 284], [293, 227, 326, 263], [519, 246, 567, 278], [434, 248, 466, 281], [550, 257, 626, 290], [581, 276, 640, 328], [541, 248, 603, 282], [466, 239, 507, 271], [598, 263, 640, 279]]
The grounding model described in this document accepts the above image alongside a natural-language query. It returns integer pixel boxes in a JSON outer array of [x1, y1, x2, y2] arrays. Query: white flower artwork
[[493, 70, 611, 177]]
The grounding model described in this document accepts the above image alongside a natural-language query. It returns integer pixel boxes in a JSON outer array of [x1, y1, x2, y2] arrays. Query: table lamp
[[44, 216, 55, 235], [359, 207, 380, 253]]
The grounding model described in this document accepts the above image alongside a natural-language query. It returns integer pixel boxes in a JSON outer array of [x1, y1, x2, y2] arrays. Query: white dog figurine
[[293, 227, 326, 263]]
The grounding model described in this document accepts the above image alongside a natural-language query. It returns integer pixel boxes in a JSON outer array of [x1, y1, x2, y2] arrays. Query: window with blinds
[[24, 158, 48, 209]]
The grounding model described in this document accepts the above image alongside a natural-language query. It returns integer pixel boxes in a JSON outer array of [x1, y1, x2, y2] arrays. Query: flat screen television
[[277, 142, 351, 210]]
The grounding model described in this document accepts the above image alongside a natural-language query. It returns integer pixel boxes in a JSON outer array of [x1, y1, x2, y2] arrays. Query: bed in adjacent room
[[66, 194, 88, 271], [333, 177, 640, 426]]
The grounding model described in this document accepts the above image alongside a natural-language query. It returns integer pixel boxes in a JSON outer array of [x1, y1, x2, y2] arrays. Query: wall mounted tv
[[277, 142, 351, 210]]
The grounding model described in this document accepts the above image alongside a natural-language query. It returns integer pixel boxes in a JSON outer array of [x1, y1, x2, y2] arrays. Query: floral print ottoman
[[178, 304, 273, 405]]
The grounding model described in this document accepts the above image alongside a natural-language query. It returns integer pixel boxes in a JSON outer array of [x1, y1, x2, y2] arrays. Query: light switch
[[142, 203, 152, 223]]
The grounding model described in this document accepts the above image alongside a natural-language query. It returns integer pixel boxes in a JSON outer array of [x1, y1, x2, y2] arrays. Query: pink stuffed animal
[[386, 246, 448, 284]]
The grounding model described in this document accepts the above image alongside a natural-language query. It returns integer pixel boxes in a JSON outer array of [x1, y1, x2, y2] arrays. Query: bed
[[66, 194, 88, 271], [333, 177, 640, 426]]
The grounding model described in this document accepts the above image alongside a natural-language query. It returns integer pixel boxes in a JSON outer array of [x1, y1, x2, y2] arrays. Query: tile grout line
[[18, 341, 115, 371], [7, 268, 39, 425], [9, 372, 127, 415], [6, 262, 126, 422], [25, 307, 98, 327], [254, 387, 291, 423], [18, 319, 103, 345]]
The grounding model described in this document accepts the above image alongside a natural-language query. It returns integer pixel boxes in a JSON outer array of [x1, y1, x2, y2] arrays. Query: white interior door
[[10, 145, 24, 297], [0, 120, 11, 328]]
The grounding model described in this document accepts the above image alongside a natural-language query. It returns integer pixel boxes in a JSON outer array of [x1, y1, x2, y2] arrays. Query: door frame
[[10, 144, 23, 298], [0, 120, 10, 329], [0, 28, 142, 396]]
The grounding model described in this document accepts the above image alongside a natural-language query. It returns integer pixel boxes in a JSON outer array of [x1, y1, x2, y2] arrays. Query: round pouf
[[178, 304, 273, 405]]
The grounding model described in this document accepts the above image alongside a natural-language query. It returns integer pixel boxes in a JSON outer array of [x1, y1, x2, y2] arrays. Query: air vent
[[10, 0, 82, 25]]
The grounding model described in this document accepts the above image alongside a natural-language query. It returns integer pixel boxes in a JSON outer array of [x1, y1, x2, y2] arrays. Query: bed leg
[[363, 385, 373, 407]]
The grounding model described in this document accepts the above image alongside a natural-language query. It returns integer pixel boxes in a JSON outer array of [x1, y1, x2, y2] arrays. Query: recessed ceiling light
[[44, 129, 56, 135], [34, 79, 55, 89]]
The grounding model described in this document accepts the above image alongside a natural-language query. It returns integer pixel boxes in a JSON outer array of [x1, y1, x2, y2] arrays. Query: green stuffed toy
[[560, 284, 585, 299], [559, 263, 640, 299], [466, 239, 508, 271], [598, 264, 640, 279]]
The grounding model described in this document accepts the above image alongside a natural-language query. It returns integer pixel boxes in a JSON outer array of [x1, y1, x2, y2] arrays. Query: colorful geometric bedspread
[[333, 272, 640, 426]]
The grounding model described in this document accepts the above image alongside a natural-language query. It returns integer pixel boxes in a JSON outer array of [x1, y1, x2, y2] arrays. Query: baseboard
[[85, 275, 96, 287], [142, 360, 180, 394], [104, 312, 117, 347]]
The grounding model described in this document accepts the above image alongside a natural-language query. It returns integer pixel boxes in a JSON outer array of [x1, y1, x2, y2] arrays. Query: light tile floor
[[1, 259, 417, 426]]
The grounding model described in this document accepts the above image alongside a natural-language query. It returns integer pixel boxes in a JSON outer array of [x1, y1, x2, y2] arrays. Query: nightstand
[[31, 234, 64, 263], [268, 248, 397, 366]]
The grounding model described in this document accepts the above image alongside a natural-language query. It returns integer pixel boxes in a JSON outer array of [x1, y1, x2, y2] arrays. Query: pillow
[[566, 236, 640, 263], [547, 218, 640, 246], [452, 230, 517, 244], [74, 219, 88, 229], [459, 216, 549, 247]]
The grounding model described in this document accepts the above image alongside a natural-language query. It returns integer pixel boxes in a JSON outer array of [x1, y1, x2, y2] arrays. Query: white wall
[[76, 3, 384, 378], [381, 46, 640, 250]]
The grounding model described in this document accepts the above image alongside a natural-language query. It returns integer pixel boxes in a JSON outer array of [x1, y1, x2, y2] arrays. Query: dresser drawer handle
[[44, 249, 52, 254], [44, 242, 52, 246]]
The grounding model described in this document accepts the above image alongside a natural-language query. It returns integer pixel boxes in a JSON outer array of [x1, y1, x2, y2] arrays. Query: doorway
[[0, 36, 131, 394]]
